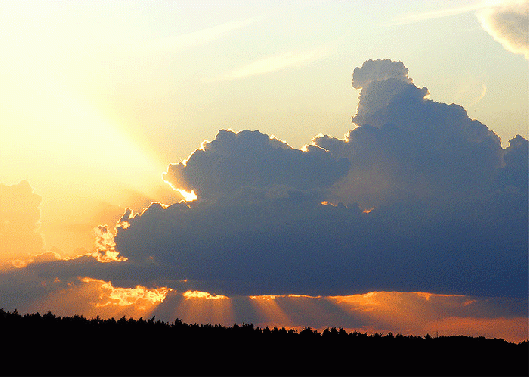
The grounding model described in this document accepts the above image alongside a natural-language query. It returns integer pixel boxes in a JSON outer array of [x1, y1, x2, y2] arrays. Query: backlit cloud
[[163, 129, 349, 201], [1, 60, 526, 339], [317, 59, 504, 208], [98, 59, 527, 300], [478, 1, 529, 59]]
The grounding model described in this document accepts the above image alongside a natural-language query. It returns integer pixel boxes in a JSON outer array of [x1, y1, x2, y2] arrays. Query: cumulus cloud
[[163, 129, 350, 201], [316, 59, 504, 208], [3, 60, 526, 306], [108, 59, 526, 299], [108, 187, 526, 298], [0, 181, 44, 266], [478, 1, 529, 59], [352, 59, 411, 89], [497, 134, 528, 192]]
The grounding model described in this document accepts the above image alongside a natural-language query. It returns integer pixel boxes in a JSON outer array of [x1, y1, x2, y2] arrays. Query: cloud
[[108, 187, 526, 298], [387, 1, 528, 60], [497, 134, 528, 191], [352, 59, 411, 89], [108, 59, 527, 299], [387, 2, 493, 26], [0, 181, 44, 267], [2, 265, 525, 342], [163, 129, 350, 201], [49, 58, 523, 299], [478, 1, 529, 59], [316, 59, 504, 208], [214, 47, 331, 81], [143, 17, 257, 54], [2, 60, 527, 312]]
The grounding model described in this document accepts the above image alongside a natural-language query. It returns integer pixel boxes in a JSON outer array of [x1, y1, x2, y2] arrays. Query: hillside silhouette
[[1, 309, 527, 376]]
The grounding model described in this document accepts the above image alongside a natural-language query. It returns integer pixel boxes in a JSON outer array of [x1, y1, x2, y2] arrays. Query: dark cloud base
[[107, 59, 527, 298], [2, 59, 527, 302], [106, 194, 526, 297]]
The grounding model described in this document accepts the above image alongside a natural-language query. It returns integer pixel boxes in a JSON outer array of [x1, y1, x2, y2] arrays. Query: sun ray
[[176, 291, 234, 325]]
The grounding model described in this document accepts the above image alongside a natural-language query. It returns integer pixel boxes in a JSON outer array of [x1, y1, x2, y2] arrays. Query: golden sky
[[0, 0, 527, 343]]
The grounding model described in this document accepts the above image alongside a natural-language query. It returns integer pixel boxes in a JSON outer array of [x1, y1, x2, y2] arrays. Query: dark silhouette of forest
[[1, 309, 527, 376]]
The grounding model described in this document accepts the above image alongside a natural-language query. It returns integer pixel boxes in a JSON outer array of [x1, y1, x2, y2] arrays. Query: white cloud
[[478, 1, 529, 59], [387, 1, 497, 26]]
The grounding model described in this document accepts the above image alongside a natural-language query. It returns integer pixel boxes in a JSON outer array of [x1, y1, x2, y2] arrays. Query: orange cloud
[[183, 290, 228, 300], [30, 277, 171, 320], [22, 284, 527, 344]]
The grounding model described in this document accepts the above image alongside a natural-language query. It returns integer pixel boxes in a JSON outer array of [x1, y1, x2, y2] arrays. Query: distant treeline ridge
[[1, 309, 527, 376]]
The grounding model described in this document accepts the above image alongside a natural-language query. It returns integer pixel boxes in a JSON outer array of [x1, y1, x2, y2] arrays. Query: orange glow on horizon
[[183, 290, 229, 300], [326, 291, 528, 342], [362, 207, 374, 214], [28, 277, 171, 320], [249, 295, 293, 327], [80, 277, 171, 309], [176, 290, 234, 325], [287, 294, 322, 299], [250, 294, 277, 300], [432, 316, 528, 343], [25, 286, 528, 344]]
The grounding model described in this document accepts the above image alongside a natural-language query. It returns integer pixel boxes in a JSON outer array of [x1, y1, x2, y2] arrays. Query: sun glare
[[176, 189, 198, 202], [183, 290, 228, 300]]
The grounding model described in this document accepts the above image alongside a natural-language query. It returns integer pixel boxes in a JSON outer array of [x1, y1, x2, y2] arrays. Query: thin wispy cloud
[[145, 17, 258, 53], [387, 0, 527, 59], [386, 1, 501, 26], [212, 46, 332, 82]]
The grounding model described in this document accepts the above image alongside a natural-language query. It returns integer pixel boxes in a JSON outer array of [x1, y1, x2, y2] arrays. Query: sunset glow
[[80, 278, 171, 309], [0, 1, 527, 350], [176, 291, 234, 325], [249, 295, 293, 327], [183, 291, 229, 300]]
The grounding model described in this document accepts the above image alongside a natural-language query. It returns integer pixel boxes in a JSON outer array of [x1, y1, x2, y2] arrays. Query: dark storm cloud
[[107, 186, 526, 298], [100, 59, 527, 298], [4, 60, 526, 301], [163, 129, 350, 201]]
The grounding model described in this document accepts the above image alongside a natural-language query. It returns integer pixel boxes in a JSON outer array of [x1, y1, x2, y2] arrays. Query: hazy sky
[[0, 1, 527, 342]]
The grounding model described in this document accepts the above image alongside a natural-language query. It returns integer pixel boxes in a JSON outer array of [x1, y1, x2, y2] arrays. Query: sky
[[0, 0, 528, 343]]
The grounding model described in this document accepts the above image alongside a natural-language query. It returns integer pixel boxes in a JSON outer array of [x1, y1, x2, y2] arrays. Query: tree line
[[1, 308, 527, 376]]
